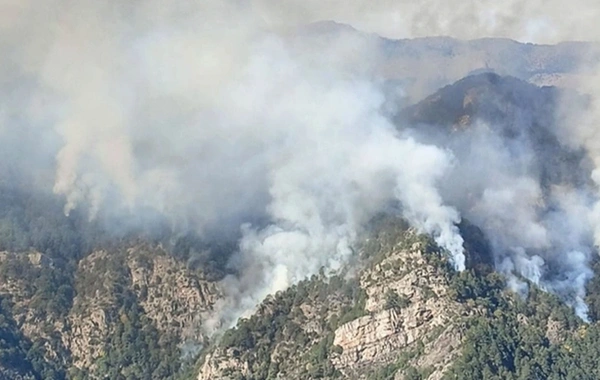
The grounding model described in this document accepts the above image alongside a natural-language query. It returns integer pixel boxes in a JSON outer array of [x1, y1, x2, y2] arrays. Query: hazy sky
[[251, 0, 600, 43]]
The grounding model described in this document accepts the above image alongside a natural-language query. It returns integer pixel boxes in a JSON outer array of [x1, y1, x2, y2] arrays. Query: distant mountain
[[401, 72, 558, 128], [293, 23, 600, 101], [383, 37, 600, 100], [400, 72, 591, 189]]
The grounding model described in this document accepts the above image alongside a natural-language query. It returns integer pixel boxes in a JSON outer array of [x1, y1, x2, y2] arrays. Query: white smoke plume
[[426, 120, 596, 318], [273, 0, 600, 321], [3, 0, 600, 325], [0, 0, 468, 329], [192, 37, 467, 329]]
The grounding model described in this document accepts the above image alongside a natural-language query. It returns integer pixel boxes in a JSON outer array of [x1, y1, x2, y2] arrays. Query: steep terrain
[[0, 242, 221, 379], [0, 67, 600, 379], [194, 73, 600, 380], [197, 217, 600, 380], [399, 72, 591, 189], [198, 219, 467, 380]]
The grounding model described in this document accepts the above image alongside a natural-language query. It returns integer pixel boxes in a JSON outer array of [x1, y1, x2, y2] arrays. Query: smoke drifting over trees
[[2, 0, 600, 325]]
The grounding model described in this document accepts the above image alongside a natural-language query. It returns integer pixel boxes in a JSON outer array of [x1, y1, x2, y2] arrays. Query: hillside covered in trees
[[0, 67, 599, 380], [197, 217, 600, 380], [0, 183, 226, 379], [2, 179, 600, 380]]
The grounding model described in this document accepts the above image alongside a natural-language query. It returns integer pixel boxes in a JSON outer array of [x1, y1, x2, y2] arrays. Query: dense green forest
[[3, 184, 600, 379], [0, 185, 219, 379], [199, 218, 600, 380]]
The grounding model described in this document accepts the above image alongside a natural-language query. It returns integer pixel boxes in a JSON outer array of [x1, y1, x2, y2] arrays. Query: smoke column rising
[[0, 0, 469, 328], [3, 0, 600, 324]]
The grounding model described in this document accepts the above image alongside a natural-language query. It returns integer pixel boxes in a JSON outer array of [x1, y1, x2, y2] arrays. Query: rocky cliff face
[[66, 245, 220, 375], [0, 68, 596, 379], [0, 243, 221, 379], [197, 223, 472, 380], [331, 239, 470, 379], [195, 216, 599, 380], [0, 217, 594, 379]]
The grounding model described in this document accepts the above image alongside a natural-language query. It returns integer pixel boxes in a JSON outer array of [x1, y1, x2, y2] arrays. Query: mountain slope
[[0, 242, 221, 379], [0, 68, 599, 379], [400, 72, 592, 196], [198, 218, 471, 380], [197, 216, 600, 380]]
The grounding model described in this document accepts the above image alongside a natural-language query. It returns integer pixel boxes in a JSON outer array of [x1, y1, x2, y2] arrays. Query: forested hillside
[[0, 184, 224, 379], [1, 70, 600, 380], [199, 217, 600, 380]]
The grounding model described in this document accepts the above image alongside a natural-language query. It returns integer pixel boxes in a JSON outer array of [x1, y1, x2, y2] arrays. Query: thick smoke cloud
[[425, 121, 596, 318], [201, 38, 466, 329], [3, 0, 600, 326], [1, 0, 468, 329], [262, 0, 600, 321]]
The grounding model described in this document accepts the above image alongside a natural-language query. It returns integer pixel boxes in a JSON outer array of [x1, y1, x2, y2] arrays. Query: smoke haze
[[2, 0, 600, 326]]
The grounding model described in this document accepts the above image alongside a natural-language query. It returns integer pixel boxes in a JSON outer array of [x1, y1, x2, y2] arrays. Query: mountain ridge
[[196, 216, 600, 380], [0, 69, 598, 379]]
